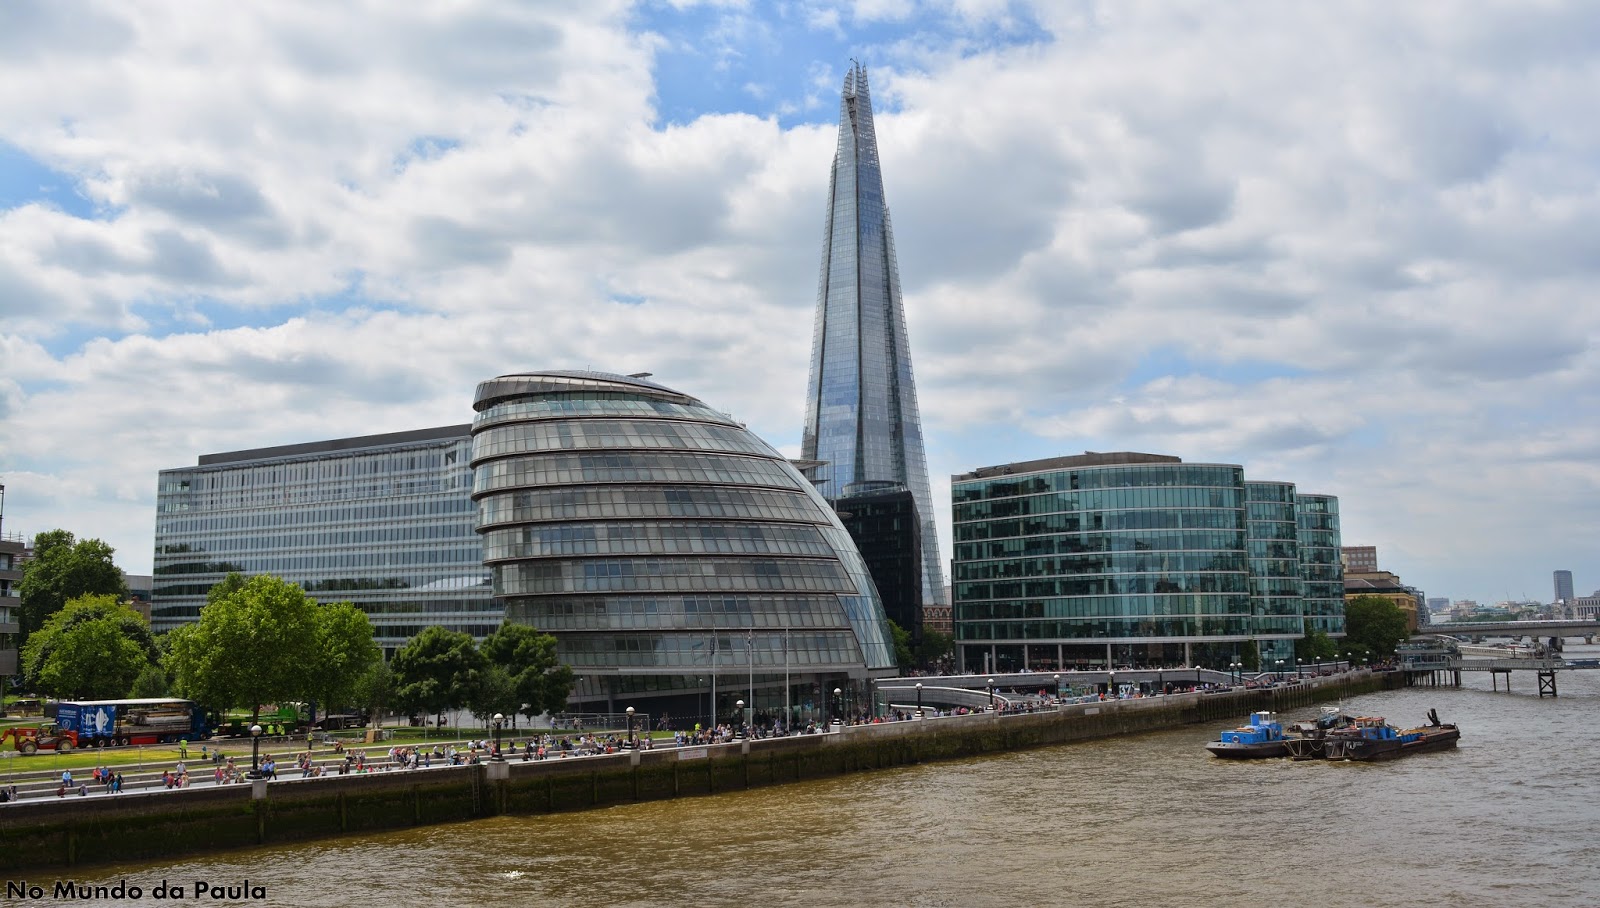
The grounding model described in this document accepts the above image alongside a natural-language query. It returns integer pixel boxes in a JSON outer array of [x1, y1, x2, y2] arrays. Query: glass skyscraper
[[802, 63, 945, 610], [471, 370, 897, 725], [152, 426, 496, 652], [951, 452, 1343, 673]]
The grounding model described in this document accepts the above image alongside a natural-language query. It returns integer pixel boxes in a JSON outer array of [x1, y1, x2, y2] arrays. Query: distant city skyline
[[2, 3, 1598, 610]]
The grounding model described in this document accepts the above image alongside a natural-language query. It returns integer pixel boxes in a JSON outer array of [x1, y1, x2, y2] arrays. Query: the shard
[[802, 63, 946, 610]]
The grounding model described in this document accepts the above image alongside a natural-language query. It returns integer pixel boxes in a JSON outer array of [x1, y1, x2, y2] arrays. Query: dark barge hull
[[1326, 726, 1460, 762], [1205, 741, 1291, 759]]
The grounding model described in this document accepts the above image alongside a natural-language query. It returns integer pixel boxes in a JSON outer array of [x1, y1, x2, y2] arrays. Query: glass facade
[[801, 63, 945, 609], [152, 426, 497, 651], [834, 487, 922, 638], [951, 453, 1345, 673], [473, 370, 897, 723], [1296, 493, 1346, 637]]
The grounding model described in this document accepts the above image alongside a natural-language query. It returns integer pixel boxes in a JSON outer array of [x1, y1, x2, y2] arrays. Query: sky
[[1, 0, 1598, 607]]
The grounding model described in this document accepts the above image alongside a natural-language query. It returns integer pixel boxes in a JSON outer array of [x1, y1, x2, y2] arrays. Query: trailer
[[52, 698, 211, 747]]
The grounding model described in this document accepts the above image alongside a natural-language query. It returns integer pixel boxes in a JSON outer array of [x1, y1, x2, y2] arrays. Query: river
[[36, 646, 1600, 908]]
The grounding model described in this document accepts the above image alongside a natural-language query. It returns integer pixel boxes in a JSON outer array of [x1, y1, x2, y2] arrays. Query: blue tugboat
[[1205, 711, 1291, 759]]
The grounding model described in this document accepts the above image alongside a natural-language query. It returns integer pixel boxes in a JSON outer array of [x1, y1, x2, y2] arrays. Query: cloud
[[0, 0, 1597, 610]]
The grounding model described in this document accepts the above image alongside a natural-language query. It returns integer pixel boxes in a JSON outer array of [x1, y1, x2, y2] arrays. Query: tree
[[1344, 595, 1411, 662], [17, 530, 129, 646], [165, 573, 320, 723], [479, 622, 574, 721], [914, 629, 953, 670], [1295, 627, 1339, 663], [352, 659, 395, 727], [886, 620, 915, 672], [390, 626, 488, 723], [21, 594, 153, 699], [303, 601, 381, 719], [468, 664, 520, 723]]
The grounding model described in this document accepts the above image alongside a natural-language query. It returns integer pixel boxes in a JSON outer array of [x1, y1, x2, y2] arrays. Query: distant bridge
[[1423, 619, 1600, 638], [1399, 635, 1598, 697]]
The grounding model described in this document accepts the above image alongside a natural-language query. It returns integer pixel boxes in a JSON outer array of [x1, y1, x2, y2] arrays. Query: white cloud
[[0, 0, 1597, 608]]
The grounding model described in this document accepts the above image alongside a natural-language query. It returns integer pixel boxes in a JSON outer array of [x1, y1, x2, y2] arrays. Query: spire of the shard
[[802, 62, 946, 611]]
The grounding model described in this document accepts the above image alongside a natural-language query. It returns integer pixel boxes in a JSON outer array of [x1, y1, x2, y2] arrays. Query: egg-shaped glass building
[[471, 371, 897, 727]]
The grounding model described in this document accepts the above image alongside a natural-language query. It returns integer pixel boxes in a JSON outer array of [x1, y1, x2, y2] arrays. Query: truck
[[48, 698, 211, 748], [0, 723, 79, 754]]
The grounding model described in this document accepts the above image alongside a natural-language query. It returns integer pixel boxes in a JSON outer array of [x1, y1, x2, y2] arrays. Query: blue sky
[[2, 0, 1599, 608]]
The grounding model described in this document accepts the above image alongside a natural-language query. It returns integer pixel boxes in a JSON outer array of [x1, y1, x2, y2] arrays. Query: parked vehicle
[[0, 723, 78, 754], [52, 698, 212, 747]]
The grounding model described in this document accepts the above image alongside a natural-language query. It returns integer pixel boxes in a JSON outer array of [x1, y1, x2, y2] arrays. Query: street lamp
[[987, 678, 996, 711], [625, 706, 636, 748], [1156, 668, 1164, 695], [1274, 659, 1284, 681], [249, 724, 263, 778], [1052, 673, 1061, 701], [492, 713, 504, 761], [1230, 661, 1241, 685], [735, 700, 745, 737], [915, 682, 924, 718], [1107, 670, 1115, 699], [1296, 660, 1302, 680], [832, 688, 842, 726]]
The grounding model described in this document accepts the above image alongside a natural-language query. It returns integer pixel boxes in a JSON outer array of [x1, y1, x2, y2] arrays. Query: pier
[[1397, 635, 1600, 697]]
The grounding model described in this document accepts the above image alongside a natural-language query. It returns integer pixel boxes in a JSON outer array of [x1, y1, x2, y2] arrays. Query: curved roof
[[473, 370, 701, 411]]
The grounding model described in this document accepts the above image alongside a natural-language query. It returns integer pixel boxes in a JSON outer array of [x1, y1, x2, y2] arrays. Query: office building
[[951, 452, 1343, 673], [1341, 545, 1378, 573], [832, 486, 922, 638], [1297, 493, 1346, 637], [801, 63, 945, 612], [1344, 570, 1422, 632], [471, 370, 897, 724], [153, 427, 496, 652], [0, 485, 21, 677], [1554, 570, 1575, 605]]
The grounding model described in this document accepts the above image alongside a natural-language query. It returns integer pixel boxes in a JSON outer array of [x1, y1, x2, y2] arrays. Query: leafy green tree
[[21, 594, 153, 699], [166, 574, 320, 724], [17, 530, 129, 646], [480, 622, 574, 721], [914, 629, 953, 670], [1344, 595, 1410, 661], [1295, 627, 1339, 663], [303, 601, 381, 717], [468, 664, 520, 723], [352, 659, 395, 726], [390, 626, 488, 723], [128, 662, 170, 698], [886, 620, 914, 671]]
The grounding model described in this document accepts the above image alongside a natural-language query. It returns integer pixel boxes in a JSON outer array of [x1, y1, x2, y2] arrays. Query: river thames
[[41, 648, 1600, 908]]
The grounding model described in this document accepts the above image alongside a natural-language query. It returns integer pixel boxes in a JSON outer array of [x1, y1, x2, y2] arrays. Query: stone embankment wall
[[0, 672, 1394, 872]]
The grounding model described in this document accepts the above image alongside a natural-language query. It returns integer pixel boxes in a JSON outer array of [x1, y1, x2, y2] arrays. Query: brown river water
[[24, 646, 1600, 908]]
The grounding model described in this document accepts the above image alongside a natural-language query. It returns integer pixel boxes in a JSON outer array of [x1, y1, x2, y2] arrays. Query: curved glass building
[[471, 371, 896, 725]]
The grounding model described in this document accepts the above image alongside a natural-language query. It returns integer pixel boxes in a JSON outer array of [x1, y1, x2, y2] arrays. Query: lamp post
[[1156, 668, 1164, 696], [625, 706, 636, 749], [1052, 673, 1061, 702], [1230, 661, 1240, 685], [1107, 670, 1115, 700], [987, 678, 996, 711], [249, 724, 263, 778], [1274, 659, 1284, 681], [735, 700, 745, 737], [915, 682, 923, 718], [492, 713, 504, 761], [832, 688, 842, 727], [1296, 660, 1302, 680]]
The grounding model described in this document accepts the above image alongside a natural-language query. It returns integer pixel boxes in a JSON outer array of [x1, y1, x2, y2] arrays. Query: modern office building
[[153, 426, 496, 652], [801, 63, 945, 612], [1245, 481, 1303, 666], [832, 485, 922, 638], [951, 452, 1343, 673], [471, 370, 898, 725], [1297, 494, 1346, 637], [0, 485, 21, 677], [1554, 570, 1575, 606]]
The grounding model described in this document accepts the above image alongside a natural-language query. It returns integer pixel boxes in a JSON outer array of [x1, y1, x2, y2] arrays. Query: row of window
[[954, 466, 1244, 503], [956, 617, 1260, 641], [481, 522, 833, 561], [473, 397, 734, 432], [476, 486, 824, 527], [505, 593, 858, 630], [156, 497, 475, 538], [954, 552, 1249, 582], [956, 572, 1252, 600], [472, 419, 777, 462], [155, 524, 479, 564], [473, 450, 797, 495], [952, 530, 1247, 563], [556, 631, 864, 668], [958, 594, 1252, 620], [955, 487, 1244, 522], [497, 557, 853, 596], [956, 509, 1246, 542]]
